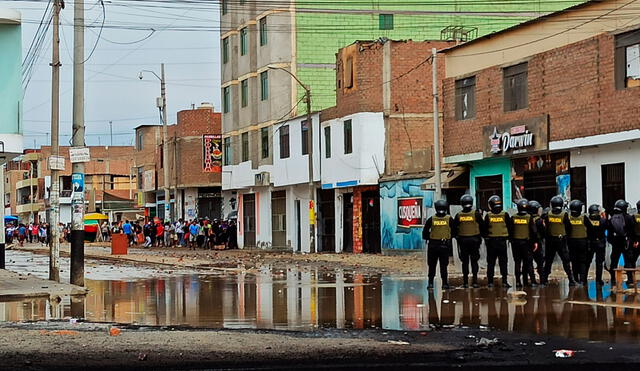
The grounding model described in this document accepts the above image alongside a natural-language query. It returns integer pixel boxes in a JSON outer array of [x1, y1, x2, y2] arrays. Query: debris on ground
[[40, 330, 79, 336], [138, 353, 148, 361], [109, 327, 122, 336], [476, 337, 500, 347], [535, 341, 546, 346], [553, 349, 575, 358], [387, 340, 410, 345]]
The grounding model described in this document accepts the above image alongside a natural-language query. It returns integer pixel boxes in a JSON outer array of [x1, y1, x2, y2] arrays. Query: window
[[259, 17, 267, 46], [241, 132, 249, 162], [503, 62, 528, 112], [261, 127, 269, 159], [223, 137, 232, 166], [221, 0, 227, 15], [455, 76, 476, 120], [222, 37, 229, 64], [615, 29, 640, 89], [324, 126, 331, 158], [240, 27, 248, 56], [260, 71, 269, 101], [379, 14, 393, 30], [602, 163, 625, 214], [343, 119, 352, 154], [279, 125, 290, 159], [137, 167, 143, 189], [241, 79, 248, 107], [136, 132, 143, 150], [344, 56, 354, 89], [301, 121, 309, 155], [570, 166, 586, 205], [223, 86, 230, 113]]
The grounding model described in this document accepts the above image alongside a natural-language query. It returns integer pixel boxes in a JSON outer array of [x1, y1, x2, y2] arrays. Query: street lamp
[[139, 64, 171, 222], [267, 65, 316, 253]]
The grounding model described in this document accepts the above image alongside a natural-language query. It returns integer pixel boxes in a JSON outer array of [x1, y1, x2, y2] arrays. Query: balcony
[[16, 202, 45, 214], [16, 177, 38, 190]]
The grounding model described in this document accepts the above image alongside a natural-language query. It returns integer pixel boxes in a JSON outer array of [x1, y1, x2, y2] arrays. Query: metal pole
[[431, 48, 442, 201], [306, 89, 316, 254], [0, 164, 5, 269], [49, 0, 62, 282], [29, 162, 34, 223], [109, 120, 113, 146], [71, 0, 85, 286], [161, 63, 171, 222]]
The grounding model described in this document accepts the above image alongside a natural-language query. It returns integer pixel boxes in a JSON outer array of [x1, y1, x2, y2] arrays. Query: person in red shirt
[[156, 221, 165, 247]]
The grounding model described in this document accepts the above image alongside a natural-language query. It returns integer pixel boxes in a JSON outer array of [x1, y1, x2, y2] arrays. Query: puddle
[[2, 251, 640, 343]]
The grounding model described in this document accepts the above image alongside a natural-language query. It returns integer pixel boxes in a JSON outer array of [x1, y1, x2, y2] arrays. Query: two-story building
[[442, 0, 640, 213]]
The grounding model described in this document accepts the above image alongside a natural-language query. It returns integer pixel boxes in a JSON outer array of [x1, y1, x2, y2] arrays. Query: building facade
[[0, 8, 22, 163], [219, 0, 578, 251], [442, 0, 640, 213]]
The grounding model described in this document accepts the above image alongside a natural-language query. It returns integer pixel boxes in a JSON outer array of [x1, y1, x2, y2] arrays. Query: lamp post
[[268, 65, 316, 253], [139, 64, 171, 222]]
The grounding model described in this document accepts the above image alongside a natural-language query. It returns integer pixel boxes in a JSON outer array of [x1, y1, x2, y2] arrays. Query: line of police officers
[[422, 195, 640, 290]]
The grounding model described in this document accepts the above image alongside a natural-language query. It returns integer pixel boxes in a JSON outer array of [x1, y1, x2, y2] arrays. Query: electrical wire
[[81, 0, 105, 63]]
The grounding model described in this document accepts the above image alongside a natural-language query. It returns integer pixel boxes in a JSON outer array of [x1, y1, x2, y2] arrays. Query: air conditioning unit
[[254, 172, 270, 186]]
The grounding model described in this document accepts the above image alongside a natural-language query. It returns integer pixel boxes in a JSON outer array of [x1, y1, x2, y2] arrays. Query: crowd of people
[[4, 222, 67, 246], [103, 218, 238, 250], [422, 195, 640, 290]]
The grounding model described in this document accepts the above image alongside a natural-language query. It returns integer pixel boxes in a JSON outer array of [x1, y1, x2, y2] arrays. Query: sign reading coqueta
[[483, 116, 548, 158], [397, 197, 423, 228]]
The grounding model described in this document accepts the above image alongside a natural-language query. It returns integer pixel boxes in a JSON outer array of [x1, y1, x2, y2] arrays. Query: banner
[[203, 134, 222, 173], [397, 197, 423, 228]]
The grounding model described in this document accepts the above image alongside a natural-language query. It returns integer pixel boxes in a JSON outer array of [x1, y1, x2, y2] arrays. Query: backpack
[[610, 213, 627, 237]]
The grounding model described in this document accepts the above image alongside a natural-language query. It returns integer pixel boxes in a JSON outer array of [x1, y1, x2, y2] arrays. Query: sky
[[5, 0, 221, 148]]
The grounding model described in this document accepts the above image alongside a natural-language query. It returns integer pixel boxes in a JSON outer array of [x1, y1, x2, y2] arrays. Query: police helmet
[[488, 195, 503, 213], [569, 199, 584, 215], [516, 198, 528, 214], [434, 199, 449, 216], [614, 199, 628, 213], [588, 204, 600, 217], [550, 196, 564, 212], [460, 194, 474, 211], [528, 200, 541, 215]]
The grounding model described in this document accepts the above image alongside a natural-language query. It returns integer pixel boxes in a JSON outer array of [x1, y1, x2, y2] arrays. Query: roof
[[0, 8, 20, 24], [440, 0, 599, 53], [133, 124, 163, 130]]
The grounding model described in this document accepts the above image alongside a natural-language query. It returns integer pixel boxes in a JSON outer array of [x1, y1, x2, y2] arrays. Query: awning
[[421, 167, 468, 190]]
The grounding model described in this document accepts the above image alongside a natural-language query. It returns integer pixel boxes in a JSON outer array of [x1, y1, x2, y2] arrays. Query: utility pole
[[0, 164, 5, 269], [49, 0, 62, 282], [29, 162, 34, 223], [71, 0, 85, 286], [109, 120, 113, 146], [304, 89, 316, 254], [431, 48, 442, 201], [160, 63, 171, 223]]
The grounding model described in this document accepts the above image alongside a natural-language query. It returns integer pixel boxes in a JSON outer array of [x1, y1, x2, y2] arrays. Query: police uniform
[[542, 210, 574, 284], [586, 215, 608, 284], [483, 211, 511, 286], [422, 215, 453, 287], [530, 214, 545, 284], [608, 212, 636, 284], [511, 213, 535, 286], [568, 214, 589, 284], [453, 210, 483, 286]]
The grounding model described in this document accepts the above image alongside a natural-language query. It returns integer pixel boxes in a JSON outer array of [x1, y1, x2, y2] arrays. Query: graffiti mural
[[380, 179, 433, 251]]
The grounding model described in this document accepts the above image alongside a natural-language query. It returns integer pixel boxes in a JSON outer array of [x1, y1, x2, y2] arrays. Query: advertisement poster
[[397, 197, 423, 228], [203, 134, 222, 173]]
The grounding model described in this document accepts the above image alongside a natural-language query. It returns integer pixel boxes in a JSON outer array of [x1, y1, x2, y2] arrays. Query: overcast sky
[[5, 0, 220, 148]]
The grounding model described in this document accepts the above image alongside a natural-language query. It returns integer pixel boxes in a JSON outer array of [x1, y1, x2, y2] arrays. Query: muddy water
[[2, 251, 640, 343]]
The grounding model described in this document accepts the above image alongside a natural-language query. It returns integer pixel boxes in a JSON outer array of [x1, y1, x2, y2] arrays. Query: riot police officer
[[567, 199, 589, 285], [422, 199, 453, 290], [482, 195, 512, 288], [511, 199, 536, 287], [453, 194, 483, 288], [608, 200, 635, 284], [541, 196, 575, 286], [528, 200, 545, 285], [586, 204, 607, 285]]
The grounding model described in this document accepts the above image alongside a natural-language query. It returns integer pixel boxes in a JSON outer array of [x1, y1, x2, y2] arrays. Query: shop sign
[[143, 170, 155, 191], [69, 147, 90, 163], [203, 134, 222, 173], [483, 116, 548, 158], [397, 197, 423, 228]]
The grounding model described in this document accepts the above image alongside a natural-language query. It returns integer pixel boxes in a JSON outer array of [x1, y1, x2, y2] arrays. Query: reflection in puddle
[[1, 251, 640, 343]]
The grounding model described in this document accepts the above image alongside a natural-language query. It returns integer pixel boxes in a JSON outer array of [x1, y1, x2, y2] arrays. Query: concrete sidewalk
[[0, 269, 87, 301]]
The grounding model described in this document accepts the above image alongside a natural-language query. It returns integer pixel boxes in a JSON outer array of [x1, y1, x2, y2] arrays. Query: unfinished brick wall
[[442, 33, 640, 157]]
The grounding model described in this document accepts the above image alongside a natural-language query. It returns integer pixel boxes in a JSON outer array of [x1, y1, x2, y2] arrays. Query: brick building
[[442, 0, 640, 212], [134, 103, 222, 221]]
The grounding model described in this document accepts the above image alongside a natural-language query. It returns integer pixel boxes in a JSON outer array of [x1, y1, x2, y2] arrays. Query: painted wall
[[469, 157, 512, 209], [272, 113, 321, 187], [380, 179, 434, 252], [0, 10, 23, 158], [321, 112, 385, 189], [570, 141, 640, 208]]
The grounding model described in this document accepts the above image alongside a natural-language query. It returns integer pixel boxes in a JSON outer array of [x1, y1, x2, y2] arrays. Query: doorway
[[271, 191, 287, 249], [522, 169, 557, 206], [295, 200, 301, 252], [361, 190, 381, 254], [318, 189, 335, 253], [243, 194, 256, 248], [602, 163, 625, 214], [476, 175, 502, 213], [343, 193, 353, 253]]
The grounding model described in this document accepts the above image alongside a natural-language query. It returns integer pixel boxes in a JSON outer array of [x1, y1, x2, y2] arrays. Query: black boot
[[472, 275, 479, 288], [502, 277, 511, 288], [462, 276, 469, 289], [428, 280, 434, 290], [487, 276, 494, 288]]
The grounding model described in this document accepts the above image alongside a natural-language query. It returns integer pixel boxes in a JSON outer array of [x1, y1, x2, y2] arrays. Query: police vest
[[587, 217, 605, 240], [457, 211, 480, 237], [430, 215, 452, 240], [532, 215, 543, 239], [568, 215, 587, 239], [547, 211, 567, 237], [487, 211, 509, 238], [511, 214, 531, 240], [635, 214, 640, 237]]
